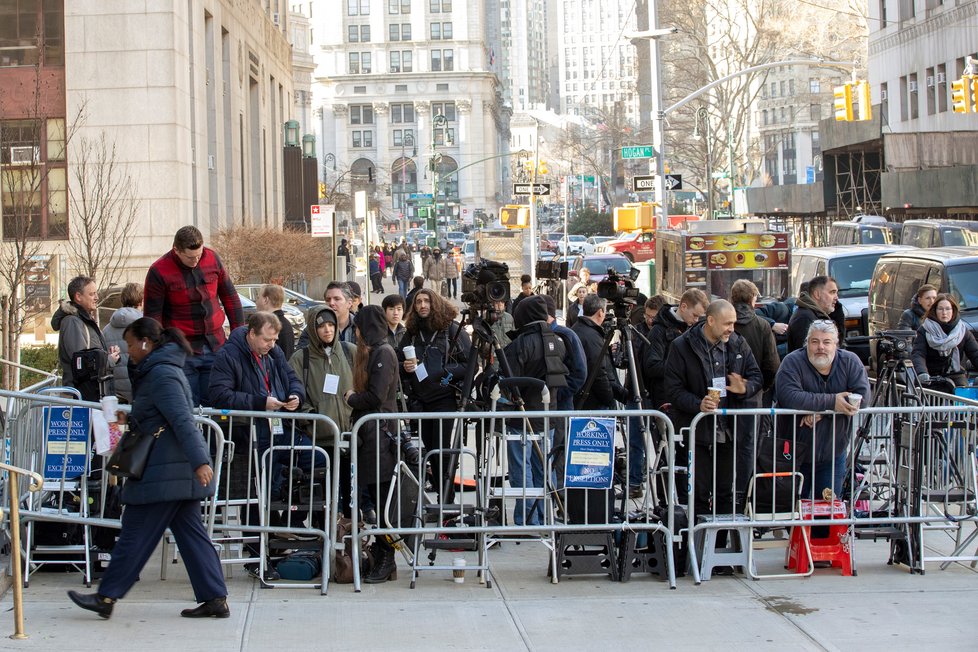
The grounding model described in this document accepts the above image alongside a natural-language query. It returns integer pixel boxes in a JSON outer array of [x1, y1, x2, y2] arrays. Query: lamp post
[[693, 107, 714, 219], [399, 132, 415, 236], [431, 113, 448, 248]]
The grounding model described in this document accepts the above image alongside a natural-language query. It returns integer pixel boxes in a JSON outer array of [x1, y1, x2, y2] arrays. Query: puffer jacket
[[102, 307, 142, 401], [346, 305, 398, 485], [445, 254, 460, 279], [392, 258, 415, 282], [642, 305, 689, 407], [288, 306, 355, 436], [52, 300, 112, 388], [423, 255, 447, 282], [122, 343, 213, 505]]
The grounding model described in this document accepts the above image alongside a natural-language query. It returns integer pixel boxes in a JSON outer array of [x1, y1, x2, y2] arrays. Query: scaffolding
[[831, 149, 883, 218]]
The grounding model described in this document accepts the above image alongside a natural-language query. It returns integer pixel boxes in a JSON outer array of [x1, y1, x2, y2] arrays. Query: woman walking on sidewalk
[[68, 317, 229, 620]]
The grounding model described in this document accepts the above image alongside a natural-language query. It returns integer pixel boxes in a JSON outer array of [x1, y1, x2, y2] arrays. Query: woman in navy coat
[[68, 318, 228, 620]]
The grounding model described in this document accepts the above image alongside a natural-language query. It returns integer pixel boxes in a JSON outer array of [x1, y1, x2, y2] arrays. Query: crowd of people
[[58, 223, 975, 608]]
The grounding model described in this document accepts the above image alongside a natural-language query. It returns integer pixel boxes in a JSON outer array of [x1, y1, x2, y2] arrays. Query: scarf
[[921, 317, 966, 371]]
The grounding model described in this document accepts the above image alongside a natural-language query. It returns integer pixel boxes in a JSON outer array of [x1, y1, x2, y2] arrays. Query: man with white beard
[[774, 320, 870, 498]]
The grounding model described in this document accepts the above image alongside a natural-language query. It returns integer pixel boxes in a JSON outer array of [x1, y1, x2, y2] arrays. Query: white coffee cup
[[100, 395, 119, 423], [403, 345, 416, 361], [452, 557, 466, 584], [847, 393, 862, 408]]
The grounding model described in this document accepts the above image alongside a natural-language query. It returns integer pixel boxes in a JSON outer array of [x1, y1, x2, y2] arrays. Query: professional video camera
[[461, 260, 510, 310], [877, 329, 916, 363], [535, 258, 568, 281], [596, 266, 641, 319]]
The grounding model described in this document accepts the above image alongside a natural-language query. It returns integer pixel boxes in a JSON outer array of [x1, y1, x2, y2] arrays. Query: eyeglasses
[[812, 320, 834, 326]]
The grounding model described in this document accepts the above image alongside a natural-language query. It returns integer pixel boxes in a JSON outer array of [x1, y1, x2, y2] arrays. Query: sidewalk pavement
[[2, 536, 977, 651]]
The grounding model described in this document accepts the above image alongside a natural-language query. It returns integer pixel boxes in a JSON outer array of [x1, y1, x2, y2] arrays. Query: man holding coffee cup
[[775, 319, 870, 498]]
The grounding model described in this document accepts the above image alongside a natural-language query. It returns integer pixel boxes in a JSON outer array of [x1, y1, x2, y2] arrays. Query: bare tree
[[64, 131, 140, 289], [213, 225, 330, 285]]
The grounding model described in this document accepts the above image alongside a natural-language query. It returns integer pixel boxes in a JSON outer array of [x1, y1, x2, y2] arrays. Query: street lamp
[[302, 134, 316, 158], [431, 113, 448, 247], [324, 152, 336, 172], [693, 107, 714, 219], [284, 120, 300, 147], [399, 132, 415, 236]]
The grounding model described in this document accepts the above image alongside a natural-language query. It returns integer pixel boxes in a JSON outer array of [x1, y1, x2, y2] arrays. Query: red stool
[[787, 499, 853, 576]]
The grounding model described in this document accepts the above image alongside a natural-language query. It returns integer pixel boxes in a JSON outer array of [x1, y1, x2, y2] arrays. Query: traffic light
[[500, 204, 530, 228], [318, 182, 326, 199], [972, 76, 978, 113], [538, 160, 549, 175], [856, 80, 872, 121], [613, 203, 653, 231], [834, 83, 853, 121], [951, 77, 971, 113]]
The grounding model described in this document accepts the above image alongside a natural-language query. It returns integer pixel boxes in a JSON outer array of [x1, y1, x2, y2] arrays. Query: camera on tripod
[[877, 329, 916, 363], [596, 267, 641, 318], [461, 260, 510, 310], [535, 259, 568, 281]]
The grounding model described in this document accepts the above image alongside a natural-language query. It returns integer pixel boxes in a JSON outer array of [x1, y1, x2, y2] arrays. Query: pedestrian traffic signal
[[951, 77, 971, 113], [834, 83, 853, 121], [972, 76, 978, 113], [538, 160, 549, 175], [613, 203, 653, 231], [500, 204, 530, 228], [856, 80, 872, 121], [318, 182, 326, 199]]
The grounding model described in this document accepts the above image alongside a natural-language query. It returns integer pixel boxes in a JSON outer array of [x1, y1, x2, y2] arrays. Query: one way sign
[[663, 174, 683, 191], [513, 183, 551, 196]]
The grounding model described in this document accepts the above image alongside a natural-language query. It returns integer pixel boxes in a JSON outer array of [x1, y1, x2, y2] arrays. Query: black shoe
[[628, 485, 645, 500], [245, 562, 281, 582], [363, 545, 397, 584], [181, 597, 230, 618], [67, 590, 114, 619], [363, 508, 378, 526]]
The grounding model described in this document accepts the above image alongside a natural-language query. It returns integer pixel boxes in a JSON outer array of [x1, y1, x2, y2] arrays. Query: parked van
[[868, 247, 978, 368], [828, 221, 902, 246], [899, 219, 978, 248]]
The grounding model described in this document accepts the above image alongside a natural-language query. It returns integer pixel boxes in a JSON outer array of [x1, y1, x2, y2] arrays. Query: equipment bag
[[276, 550, 322, 581]]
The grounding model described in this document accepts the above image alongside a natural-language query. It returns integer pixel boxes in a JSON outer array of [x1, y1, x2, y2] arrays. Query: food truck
[[655, 219, 791, 303]]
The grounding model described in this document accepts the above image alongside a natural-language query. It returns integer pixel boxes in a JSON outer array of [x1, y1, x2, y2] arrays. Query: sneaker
[[628, 485, 645, 500], [245, 562, 281, 582]]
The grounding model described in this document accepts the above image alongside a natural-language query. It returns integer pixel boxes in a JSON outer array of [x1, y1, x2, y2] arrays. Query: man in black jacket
[[663, 300, 763, 517], [643, 288, 708, 409], [787, 275, 844, 354], [572, 294, 629, 410], [730, 280, 779, 396]]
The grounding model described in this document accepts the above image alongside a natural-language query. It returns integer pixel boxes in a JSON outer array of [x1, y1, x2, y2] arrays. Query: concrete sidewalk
[[1, 536, 976, 651]]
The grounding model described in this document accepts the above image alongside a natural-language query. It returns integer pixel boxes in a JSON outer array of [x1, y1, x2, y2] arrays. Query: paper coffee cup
[[403, 345, 416, 361], [452, 557, 466, 584], [100, 395, 119, 423], [847, 393, 862, 408], [707, 388, 721, 401]]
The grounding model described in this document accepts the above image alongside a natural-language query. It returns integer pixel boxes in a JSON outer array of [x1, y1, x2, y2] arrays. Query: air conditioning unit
[[881, 88, 888, 100], [937, 72, 946, 83], [9, 146, 38, 165], [926, 75, 935, 87], [909, 80, 918, 92], [272, 12, 280, 26]]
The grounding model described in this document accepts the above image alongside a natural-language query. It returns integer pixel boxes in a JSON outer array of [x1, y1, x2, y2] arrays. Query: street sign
[[513, 183, 552, 196], [632, 175, 655, 191], [621, 145, 655, 159], [663, 174, 683, 191], [310, 204, 334, 238], [806, 166, 816, 184], [408, 193, 433, 200], [711, 171, 730, 179]]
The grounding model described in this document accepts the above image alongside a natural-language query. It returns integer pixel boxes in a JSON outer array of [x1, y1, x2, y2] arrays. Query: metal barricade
[[349, 406, 678, 591]]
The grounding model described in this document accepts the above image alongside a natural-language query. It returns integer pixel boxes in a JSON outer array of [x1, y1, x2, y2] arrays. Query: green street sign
[[621, 145, 655, 159], [712, 171, 731, 179]]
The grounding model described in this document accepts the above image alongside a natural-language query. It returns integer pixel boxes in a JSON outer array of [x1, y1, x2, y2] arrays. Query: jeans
[[397, 278, 409, 297], [506, 427, 554, 526], [803, 450, 848, 499], [183, 346, 215, 406], [626, 400, 648, 488]]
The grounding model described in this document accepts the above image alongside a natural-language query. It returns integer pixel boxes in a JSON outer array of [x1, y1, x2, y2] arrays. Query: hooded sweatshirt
[[102, 306, 143, 401], [289, 305, 355, 436]]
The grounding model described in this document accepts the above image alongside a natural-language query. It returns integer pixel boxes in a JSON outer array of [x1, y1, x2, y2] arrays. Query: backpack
[[515, 321, 568, 390]]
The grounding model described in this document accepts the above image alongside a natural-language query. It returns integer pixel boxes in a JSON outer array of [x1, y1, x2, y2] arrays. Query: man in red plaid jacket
[[144, 225, 243, 405]]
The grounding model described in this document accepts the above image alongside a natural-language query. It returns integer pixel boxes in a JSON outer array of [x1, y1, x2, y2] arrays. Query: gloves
[[918, 373, 931, 382]]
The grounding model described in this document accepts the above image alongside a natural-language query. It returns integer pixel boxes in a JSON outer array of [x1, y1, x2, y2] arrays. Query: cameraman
[[573, 295, 628, 410], [398, 289, 472, 502]]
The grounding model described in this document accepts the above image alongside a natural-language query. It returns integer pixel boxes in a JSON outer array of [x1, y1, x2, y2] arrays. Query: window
[[436, 83, 449, 91], [0, 0, 64, 67], [348, 24, 369, 42], [1, 118, 68, 240], [390, 102, 415, 123], [810, 103, 821, 121], [393, 128, 415, 147], [431, 22, 451, 39], [880, 0, 888, 27], [389, 51, 400, 72], [431, 102, 456, 121], [443, 49, 453, 70], [779, 80, 786, 96], [762, 109, 768, 125], [390, 51, 412, 72], [900, 75, 909, 121], [909, 72, 919, 120], [788, 79, 795, 96], [937, 63, 948, 113], [770, 82, 777, 97], [389, 0, 410, 13], [348, 0, 369, 15], [389, 23, 411, 40], [433, 127, 455, 146], [395, 84, 408, 92], [926, 66, 936, 115], [430, 49, 440, 71], [442, 22, 452, 39], [352, 130, 373, 147], [430, 23, 440, 39], [354, 85, 367, 94], [46, 118, 65, 161], [429, 0, 452, 11], [809, 78, 820, 94], [348, 52, 371, 74], [880, 82, 889, 124], [350, 104, 374, 124]]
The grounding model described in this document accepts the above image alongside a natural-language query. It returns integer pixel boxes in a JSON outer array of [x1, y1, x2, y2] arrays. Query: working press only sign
[[564, 417, 615, 489], [43, 407, 90, 481]]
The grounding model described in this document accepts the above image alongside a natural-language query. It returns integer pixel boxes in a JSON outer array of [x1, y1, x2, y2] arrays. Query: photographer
[[398, 289, 472, 502], [573, 295, 629, 410]]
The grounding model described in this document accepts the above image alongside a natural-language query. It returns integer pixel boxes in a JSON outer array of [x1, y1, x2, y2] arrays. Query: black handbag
[[106, 423, 165, 480]]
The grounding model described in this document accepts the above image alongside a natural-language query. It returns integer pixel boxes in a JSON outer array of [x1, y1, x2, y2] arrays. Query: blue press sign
[[564, 417, 615, 489], [43, 407, 90, 481]]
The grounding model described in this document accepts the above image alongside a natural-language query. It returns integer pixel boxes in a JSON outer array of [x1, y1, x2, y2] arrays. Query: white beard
[[809, 352, 834, 372]]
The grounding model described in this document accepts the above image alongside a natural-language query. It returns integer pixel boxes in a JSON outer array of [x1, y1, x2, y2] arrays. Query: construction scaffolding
[[830, 148, 883, 219]]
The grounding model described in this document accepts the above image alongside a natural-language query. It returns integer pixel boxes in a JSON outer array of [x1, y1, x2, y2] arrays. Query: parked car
[[567, 253, 635, 285], [828, 221, 902, 246], [868, 246, 978, 371], [462, 239, 476, 266], [237, 284, 324, 313], [558, 234, 588, 256], [584, 236, 616, 255], [445, 231, 467, 250], [899, 219, 978, 248]]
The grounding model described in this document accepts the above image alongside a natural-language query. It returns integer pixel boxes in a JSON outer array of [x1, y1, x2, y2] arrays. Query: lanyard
[[252, 351, 271, 394]]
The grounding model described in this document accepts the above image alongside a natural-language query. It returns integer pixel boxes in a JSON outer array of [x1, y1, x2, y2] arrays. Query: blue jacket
[[122, 343, 213, 505], [774, 348, 871, 462], [552, 322, 587, 410]]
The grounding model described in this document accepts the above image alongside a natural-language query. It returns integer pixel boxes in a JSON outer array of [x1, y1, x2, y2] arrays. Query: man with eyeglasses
[[775, 319, 870, 498]]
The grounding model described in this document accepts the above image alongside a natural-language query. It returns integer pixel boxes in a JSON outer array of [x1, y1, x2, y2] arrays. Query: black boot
[[67, 590, 115, 619], [181, 596, 230, 618], [363, 540, 397, 584]]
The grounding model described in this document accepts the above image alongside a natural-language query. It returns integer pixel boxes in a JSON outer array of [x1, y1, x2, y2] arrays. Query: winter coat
[[387, 323, 406, 348], [208, 326, 305, 448], [774, 348, 871, 463], [445, 255, 460, 279], [490, 309, 515, 348], [52, 300, 111, 388], [288, 305, 356, 437], [911, 320, 978, 384], [663, 323, 763, 446], [346, 305, 398, 485], [572, 315, 628, 409], [552, 322, 588, 410], [102, 306, 142, 402], [423, 255, 448, 282], [398, 319, 472, 406], [786, 292, 846, 354], [273, 309, 295, 361], [369, 258, 381, 277], [502, 296, 568, 429], [642, 305, 689, 408], [733, 302, 780, 393], [898, 296, 927, 332], [565, 301, 583, 329], [392, 259, 415, 282], [121, 343, 213, 505]]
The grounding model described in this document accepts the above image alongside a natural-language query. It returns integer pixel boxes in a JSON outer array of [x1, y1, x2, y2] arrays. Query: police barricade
[[349, 406, 678, 592], [195, 407, 341, 593], [685, 403, 978, 583], [0, 389, 227, 587]]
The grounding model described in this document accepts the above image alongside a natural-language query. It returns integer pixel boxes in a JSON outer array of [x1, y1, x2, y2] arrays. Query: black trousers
[[694, 440, 736, 517], [99, 500, 225, 603], [416, 396, 459, 503]]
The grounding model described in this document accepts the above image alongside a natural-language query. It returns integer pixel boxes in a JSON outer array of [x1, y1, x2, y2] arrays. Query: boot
[[181, 596, 231, 618], [67, 590, 115, 619], [363, 540, 397, 584]]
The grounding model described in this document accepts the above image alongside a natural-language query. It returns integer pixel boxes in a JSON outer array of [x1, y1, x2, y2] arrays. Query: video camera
[[461, 260, 510, 310], [596, 266, 641, 316], [876, 329, 916, 363], [535, 259, 568, 281]]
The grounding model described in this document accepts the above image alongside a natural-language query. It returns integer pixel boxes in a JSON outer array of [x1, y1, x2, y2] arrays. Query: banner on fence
[[564, 417, 615, 489], [42, 406, 90, 480]]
